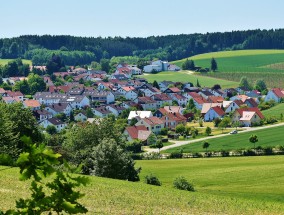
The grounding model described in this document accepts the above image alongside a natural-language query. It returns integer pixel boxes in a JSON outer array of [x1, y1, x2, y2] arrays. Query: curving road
[[146, 122, 284, 153]]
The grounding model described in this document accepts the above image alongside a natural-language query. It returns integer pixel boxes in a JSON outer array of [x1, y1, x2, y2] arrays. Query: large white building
[[143, 60, 169, 73]]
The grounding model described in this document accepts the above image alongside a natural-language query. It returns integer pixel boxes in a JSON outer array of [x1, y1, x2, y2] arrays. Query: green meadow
[[172, 50, 284, 88], [2, 155, 284, 214], [263, 103, 284, 120], [140, 71, 238, 88], [163, 125, 284, 154], [0, 59, 32, 66]]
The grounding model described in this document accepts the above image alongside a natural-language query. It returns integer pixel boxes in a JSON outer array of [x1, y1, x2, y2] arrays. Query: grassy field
[[163, 125, 284, 153], [263, 103, 284, 120], [172, 50, 284, 88], [0, 59, 32, 66], [140, 71, 238, 88], [2, 156, 284, 214]]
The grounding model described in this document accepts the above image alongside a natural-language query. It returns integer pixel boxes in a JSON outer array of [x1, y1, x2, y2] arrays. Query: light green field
[[2, 155, 284, 214], [163, 125, 284, 153], [140, 71, 238, 88], [263, 103, 284, 120], [0, 59, 32, 66], [173, 49, 284, 73], [172, 50, 284, 88]]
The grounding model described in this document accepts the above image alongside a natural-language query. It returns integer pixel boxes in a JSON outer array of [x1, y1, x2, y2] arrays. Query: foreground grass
[[140, 71, 238, 88], [138, 156, 284, 208], [0, 59, 32, 66], [164, 125, 284, 153], [2, 156, 284, 214]]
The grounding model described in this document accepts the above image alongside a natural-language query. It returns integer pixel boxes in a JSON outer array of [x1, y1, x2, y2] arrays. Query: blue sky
[[1, 0, 284, 38]]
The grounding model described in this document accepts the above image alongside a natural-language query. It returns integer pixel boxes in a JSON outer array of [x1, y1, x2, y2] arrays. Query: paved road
[[146, 122, 284, 153]]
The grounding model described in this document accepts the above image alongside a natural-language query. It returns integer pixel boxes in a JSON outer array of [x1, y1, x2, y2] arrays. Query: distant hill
[[2, 29, 284, 65], [172, 50, 284, 88]]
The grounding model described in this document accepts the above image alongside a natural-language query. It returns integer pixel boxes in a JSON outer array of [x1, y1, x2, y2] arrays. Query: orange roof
[[169, 87, 181, 93], [211, 106, 225, 116], [122, 86, 135, 92], [143, 116, 164, 125], [125, 125, 148, 139], [24, 100, 41, 108]]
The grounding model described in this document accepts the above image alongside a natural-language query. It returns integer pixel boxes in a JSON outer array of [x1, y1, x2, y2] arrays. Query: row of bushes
[[145, 174, 194, 191]]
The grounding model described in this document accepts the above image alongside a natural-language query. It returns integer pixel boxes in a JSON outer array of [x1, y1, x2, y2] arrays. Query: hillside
[[140, 71, 238, 88], [263, 103, 284, 120], [2, 156, 284, 214], [172, 50, 284, 88], [163, 125, 284, 154], [0, 59, 32, 66]]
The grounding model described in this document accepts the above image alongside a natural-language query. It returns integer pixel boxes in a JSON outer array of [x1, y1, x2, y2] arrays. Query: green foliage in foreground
[[164, 125, 284, 153], [2, 156, 284, 214], [1, 136, 89, 214]]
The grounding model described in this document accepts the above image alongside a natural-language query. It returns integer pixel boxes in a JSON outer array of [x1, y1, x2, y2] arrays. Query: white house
[[106, 104, 126, 117], [118, 86, 138, 100], [265, 88, 284, 103], [128, 111, 153, 123], [75, 112, 88, 122], [93, 106, 112, 118], [225, 100, 245, 113], [143, 60, 169, 73], [61, 96, 90, 109], [40, 117, 67, 132], [135, 116, 164, 134], [45, 103, 72, 116], [204, 106, 225, 122]]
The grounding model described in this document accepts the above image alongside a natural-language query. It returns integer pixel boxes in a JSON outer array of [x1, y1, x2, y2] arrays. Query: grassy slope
[[164, 125, 284, 153], [0, 59, 32, 66], [141, 71, 238, 88], [138, 156, 284, 208], [173, 49, 284, 73], [263, 103, 284, 120], [2, 157, 284, 214]]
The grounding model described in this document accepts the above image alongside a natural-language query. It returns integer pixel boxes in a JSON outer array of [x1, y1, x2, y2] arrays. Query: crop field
[[172, 50, 284, 88], [263, 103, 284, 120], [139, 71, 238, 88], [163, 125, 284, 154], [2, 155, 284, 214], [0, 59, 32, 66]]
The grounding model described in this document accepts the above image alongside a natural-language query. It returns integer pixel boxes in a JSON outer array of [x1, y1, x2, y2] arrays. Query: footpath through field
[[146, 122, 284, 153]]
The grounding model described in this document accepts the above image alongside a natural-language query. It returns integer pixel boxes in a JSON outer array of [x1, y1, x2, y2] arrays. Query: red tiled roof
[[125, 125, 148, 139], [153, 93, 171, 101], [211, 106, 225, 116], [49, 86, 71, 93], [272, 88, 284, 98], [208, 96, 224, 103], [193, 97, 208, 104], [0, 88, 6, 94], [143, 116, 164, 125], [234, 99, 245, 107], [187, 92, 201, 98], [24, 100, 41, 108], [6, 91, 23, 97], [122, 86, 135, 92], [169, 87, 181, 93]]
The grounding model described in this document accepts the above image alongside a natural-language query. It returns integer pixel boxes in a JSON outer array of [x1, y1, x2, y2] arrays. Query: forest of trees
[[1, 29, 284, 65]]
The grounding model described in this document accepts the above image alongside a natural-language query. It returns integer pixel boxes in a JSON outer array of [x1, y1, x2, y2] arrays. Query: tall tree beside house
[[153, 80, 160, 89], [239, 76, 252, 90], [254, 79, 267, 93], [46, 54, 65, 75], [90, 138, 141, 181], [196, 79, 201, 87], [211, 58, 218, 71], [182, 59, 195, 70], [100, 58, 111, 73], [205, 127, 212, 136]]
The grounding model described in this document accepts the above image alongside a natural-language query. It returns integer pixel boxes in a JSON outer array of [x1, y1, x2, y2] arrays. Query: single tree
[[196, 79, 201, 87], [153, 80, 160, 89], [156, 140, 164, 153], [202, 141, 210, 153], [249, 134, 258, 152], [175, 124, 186, 135], [46, 125, 57, 135], [211, 58, 218, 71], [147, 133, 157, 146], [205, 126, 212, 136], [239, 76, 251, 90], [254, 79, 267, 92]]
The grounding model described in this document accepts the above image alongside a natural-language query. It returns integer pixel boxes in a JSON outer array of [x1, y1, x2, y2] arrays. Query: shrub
[[220, 150, 229, 157], [160, 128, 168, 135], [173, 176, 195, 191], [169, 152, 183, 159], [243, 149, 256, 156], [145, 174, 162, 186], [0, 154, 15, 166], [263, 147, 273, 155]]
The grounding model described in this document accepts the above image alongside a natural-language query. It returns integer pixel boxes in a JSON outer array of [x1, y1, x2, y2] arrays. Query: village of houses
[[1, 59, 284, 144]]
